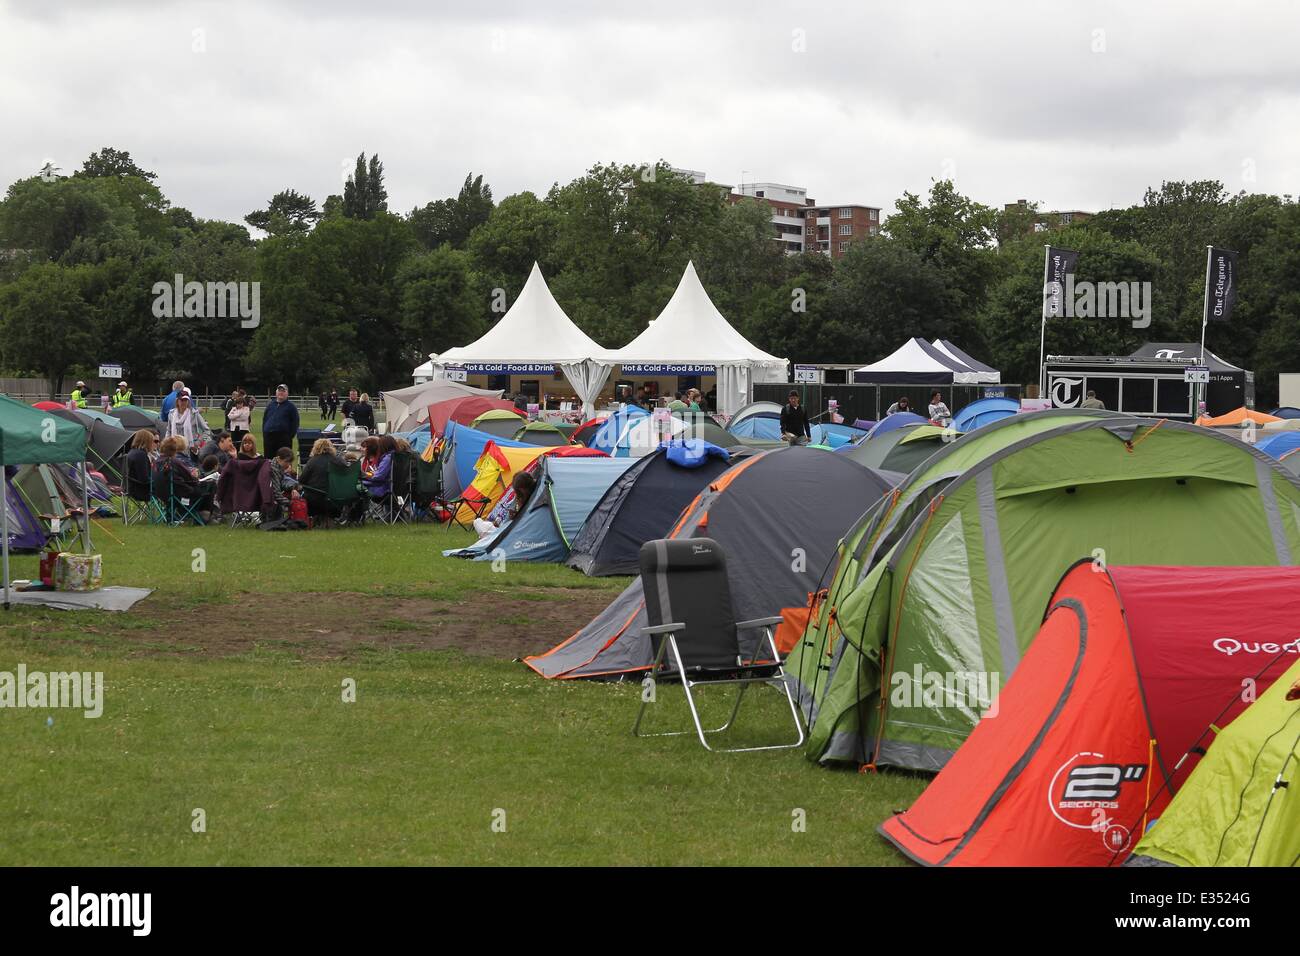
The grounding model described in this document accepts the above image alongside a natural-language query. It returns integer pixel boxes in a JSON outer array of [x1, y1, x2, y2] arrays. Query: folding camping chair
[[120, 472, 164, 526], [156, 466, 208, 526], [632, 537, 805, 753], [321, 459, 363, 526], [365, 452, 416, 525], [410, 454, 442, 522]]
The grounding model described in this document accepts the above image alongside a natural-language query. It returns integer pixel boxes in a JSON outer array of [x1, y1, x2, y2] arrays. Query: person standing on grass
[[318, 389, 329, 419], [161, 380, 185, 419], [327, 389, 339, 421], [341, 387, 359, 423], [780, 389, 811, 445], [228, 395, 251, 448], [263, 384, 299, 461], [112, 381, 132, 407], [222, 387, 244, 430], [350, 392, 376, 432], [165, 391, 210, 447]]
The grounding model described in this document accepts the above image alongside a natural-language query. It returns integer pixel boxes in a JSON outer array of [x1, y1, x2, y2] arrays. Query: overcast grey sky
[[4, 0, 1299, 224]]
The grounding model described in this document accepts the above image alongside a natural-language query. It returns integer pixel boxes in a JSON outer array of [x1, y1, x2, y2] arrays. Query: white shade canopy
[[610, 261, 785, 367], [436, 262, 614, 365], [606, 261, 787, 414], [433, 262, 616, 418], [855, 337, 997, 385]]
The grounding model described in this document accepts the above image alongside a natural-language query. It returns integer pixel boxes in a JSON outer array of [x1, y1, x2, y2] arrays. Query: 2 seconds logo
[[1048, 752, 1147, 852]]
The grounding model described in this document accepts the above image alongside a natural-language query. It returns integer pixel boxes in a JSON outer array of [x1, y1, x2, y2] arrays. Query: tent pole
[[81, 461, 92, 554], [2, 472, 10, 610]]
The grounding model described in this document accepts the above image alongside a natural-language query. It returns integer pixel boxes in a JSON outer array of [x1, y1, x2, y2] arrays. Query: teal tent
[[1, 395, 89, 606]]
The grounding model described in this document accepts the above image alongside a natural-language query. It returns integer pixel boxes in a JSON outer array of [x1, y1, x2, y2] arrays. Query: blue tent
[[588, 405, 648, 455], [1270, 407, 1300, 419], [442, 421, 533, 499], [392, 429, 434, 453], [1254, 432, 1300, 459], [952, 396, 1019, 433], [867, 411, 929, 438], [810, 422, 868, 448], [445, 456, 636, 563], [729, 412, 782, 440]]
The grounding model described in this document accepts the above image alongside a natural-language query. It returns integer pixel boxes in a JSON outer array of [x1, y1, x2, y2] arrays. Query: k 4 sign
[[1184, 366, 1210, 384]]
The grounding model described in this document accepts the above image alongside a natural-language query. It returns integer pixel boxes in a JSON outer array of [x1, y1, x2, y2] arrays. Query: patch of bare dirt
[[103, 586, 618, 661]]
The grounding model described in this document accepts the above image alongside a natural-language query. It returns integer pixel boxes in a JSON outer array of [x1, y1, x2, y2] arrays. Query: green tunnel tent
[[785, 409, 1300, 772], [526, 446, 895, 680], [1128, 658, 1300, 868], [838, 423, 950, 475]]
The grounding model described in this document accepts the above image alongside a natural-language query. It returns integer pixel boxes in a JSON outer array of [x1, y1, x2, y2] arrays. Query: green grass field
[[0, 514, 925, 866]]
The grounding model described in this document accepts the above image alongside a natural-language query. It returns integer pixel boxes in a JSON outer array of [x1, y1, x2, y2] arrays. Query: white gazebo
[[433, 262, 616, 419], [606, 261, 788, 415]]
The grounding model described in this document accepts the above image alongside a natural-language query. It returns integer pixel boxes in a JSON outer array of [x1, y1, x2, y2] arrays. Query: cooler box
[[54, 552, 103, 592]]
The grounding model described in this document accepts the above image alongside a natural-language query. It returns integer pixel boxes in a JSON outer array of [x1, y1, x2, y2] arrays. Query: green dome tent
[[1129, 659, 1300, 867], [838, 423, 950, 475], [513, 420, 569, 447], [786, 409, 1300, 772]]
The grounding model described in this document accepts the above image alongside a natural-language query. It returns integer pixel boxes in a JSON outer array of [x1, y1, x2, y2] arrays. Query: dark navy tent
[[1271, 407, 1300, 420], [867, 411, 929, 438], [445, 456, 636, 563], [567, 441, 733, 576], [529, 446, 897, 679]]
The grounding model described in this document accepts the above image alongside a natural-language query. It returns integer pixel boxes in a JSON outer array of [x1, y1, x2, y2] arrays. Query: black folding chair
[[632, 537, 805, 753]]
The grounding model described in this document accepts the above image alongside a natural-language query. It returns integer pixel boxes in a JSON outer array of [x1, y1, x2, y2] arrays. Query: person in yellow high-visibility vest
[[112, 381, 132, 407], [70, 381, 88, 408]]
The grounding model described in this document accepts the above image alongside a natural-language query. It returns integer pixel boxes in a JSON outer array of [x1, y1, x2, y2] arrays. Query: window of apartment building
[[869, 209, 878, 221], [868, 225, 879, 236], [839, 241, 849, 252], [838, 223, 852, 235], [839, 207, 852, 218]]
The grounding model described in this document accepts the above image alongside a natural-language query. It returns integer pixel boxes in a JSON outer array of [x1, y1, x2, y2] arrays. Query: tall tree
[[245, 189, 321, 236], [342, 153, 388, 220], [408, 173, 494, 250], [77, 147, 157, 182], [0, 263, 97, 393]]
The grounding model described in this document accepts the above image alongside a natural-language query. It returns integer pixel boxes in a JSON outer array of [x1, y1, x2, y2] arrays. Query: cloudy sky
[[4, 0, 1299, 224]]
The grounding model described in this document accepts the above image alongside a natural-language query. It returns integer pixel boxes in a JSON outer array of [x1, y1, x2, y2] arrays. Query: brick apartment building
[[733, 182, 881, 259], [1004, 199, 1094, 232], [669, 170, 880, 259]]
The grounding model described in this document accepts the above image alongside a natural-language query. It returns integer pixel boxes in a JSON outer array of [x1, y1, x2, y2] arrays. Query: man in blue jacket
[[160, 380, 185, 420], [262, 384, 299, 460]]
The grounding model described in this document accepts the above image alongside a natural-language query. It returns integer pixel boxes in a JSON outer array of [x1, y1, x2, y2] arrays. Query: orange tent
[[1195, 406, 1280, 427]]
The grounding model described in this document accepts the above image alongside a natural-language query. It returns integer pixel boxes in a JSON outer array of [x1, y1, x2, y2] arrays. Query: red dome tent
[[880, 560, 1300, 867], [426, 396, 521, 440]]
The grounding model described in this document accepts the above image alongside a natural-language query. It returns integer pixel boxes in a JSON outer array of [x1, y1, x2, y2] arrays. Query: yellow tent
[[456, 443, 549, 524]]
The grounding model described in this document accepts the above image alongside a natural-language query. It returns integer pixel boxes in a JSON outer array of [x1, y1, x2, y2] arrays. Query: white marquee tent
[[432, 262, 616, 418], [854, 337, 1000, 385], [604, 261, 788, 415]]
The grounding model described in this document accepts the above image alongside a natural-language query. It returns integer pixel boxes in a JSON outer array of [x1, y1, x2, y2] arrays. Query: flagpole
[[1038, 244, 1050, 397], [1198, 245, 1212, 416]]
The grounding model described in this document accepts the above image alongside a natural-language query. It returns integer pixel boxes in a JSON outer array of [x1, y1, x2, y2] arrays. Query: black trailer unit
[[1044, 343, 1252, 418]]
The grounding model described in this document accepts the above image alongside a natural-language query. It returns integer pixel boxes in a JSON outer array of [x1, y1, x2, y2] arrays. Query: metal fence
[[753, 382, 1023, 424]]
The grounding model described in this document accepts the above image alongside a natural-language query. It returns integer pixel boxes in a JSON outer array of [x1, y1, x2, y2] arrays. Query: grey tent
[[566, 444, 734, 576], [527, 446, 894, 679], [838, 423, 948, 475]]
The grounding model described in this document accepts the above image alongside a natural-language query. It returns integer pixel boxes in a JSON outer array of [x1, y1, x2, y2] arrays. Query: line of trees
[[2, 148, 1298, 406]]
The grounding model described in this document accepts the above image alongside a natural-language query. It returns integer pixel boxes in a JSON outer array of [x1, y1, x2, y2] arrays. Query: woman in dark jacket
[[125, 429, 157, 501], [350, 393, 376, 431], [300, 438, 344, 521], [152, 436, 207, 520]]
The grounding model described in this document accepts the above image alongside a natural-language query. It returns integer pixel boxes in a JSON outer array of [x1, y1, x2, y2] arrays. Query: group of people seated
[[125, 426, 304, 525]]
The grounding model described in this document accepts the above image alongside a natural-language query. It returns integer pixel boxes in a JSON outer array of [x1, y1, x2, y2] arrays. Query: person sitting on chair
[[237, 434, 261, 460], [362, 435, 398, 499], [153, 435, 208, 521], [125, 429, 158, 501], [300, 438, 344, 523]]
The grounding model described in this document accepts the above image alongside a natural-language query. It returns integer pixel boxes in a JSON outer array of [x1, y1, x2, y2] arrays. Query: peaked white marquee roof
[[436, 262, 614, 365], [607, 261, 786, 368]]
